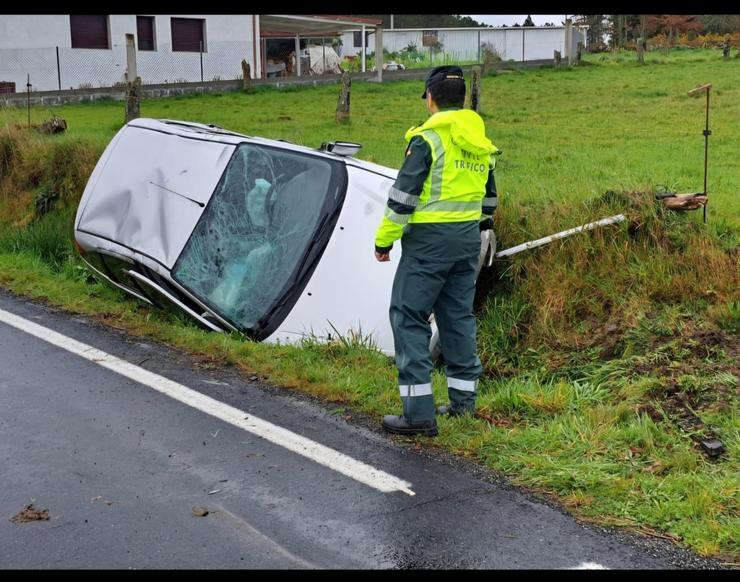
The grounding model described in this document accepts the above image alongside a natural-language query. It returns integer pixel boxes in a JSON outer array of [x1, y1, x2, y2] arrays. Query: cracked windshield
[[173, 143, 338, 330]]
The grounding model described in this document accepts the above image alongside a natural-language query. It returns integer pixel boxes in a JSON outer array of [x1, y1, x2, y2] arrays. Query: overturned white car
[[74, 119, 495, 355]]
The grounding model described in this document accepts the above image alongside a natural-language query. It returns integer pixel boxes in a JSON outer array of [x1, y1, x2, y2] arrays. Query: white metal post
[[254, 14, 262, 79], [295, 35, 301, 77], [361, 25, 366, 72], [521, 28, 525, 61], [375, 26, 383, 82], [125, 34, 137, 82]]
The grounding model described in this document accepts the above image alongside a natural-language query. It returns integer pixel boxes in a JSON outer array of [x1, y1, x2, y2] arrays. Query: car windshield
[[172, 142, 344, 335]]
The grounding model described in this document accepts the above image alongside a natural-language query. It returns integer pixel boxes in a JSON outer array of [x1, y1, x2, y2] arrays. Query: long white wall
[[0, 15, 257, 92], [340, 27, 586, 62]]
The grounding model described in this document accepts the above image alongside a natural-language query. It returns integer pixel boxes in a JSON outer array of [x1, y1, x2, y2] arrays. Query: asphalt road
[[0, 290, 725, 569]]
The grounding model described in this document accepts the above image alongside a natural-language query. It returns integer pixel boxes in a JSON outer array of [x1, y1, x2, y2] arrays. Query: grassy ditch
[[1, 52, 738, 561]]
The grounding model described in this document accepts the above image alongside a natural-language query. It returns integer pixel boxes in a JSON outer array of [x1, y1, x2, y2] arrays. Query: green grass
[[3, 50, 738, 232], [1, 48, 739, 562]]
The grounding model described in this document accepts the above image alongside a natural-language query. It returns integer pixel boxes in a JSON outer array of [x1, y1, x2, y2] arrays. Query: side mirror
[[320, 141, 362, 157]]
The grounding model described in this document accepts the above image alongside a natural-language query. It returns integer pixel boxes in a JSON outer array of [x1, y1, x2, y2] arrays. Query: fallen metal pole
[[494, 214, 626, 259]]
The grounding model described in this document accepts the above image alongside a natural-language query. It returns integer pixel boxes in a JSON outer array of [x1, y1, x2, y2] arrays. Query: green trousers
[[390, 250, 482, 423]]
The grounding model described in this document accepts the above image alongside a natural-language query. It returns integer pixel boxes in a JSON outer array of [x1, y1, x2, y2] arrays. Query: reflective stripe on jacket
[[375, 108, 498, 250]]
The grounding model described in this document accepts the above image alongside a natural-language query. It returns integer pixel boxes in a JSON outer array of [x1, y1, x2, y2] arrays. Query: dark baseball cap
[[421, 65, 465, 99]]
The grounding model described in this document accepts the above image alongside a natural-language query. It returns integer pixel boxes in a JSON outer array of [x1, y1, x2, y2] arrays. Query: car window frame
[[171, 141, 348, 340]]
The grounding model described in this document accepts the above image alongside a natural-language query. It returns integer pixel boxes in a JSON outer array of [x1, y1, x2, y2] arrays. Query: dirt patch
[[634, 326, 739, 379], [631, 324, 738, 461], [649, 380, 731, 461], [9, 504, 50, 523]]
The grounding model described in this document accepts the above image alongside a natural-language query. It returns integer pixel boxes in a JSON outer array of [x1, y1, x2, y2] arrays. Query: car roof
[[129, 118, 340, 161]]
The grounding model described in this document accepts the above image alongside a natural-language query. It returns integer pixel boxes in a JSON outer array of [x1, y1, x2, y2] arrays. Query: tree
[[700, 14, 740, 34], [607, 15, 643, 49], [574, 15, 607, 46], [513, 22, 521, 28], [523, 15, 535, 27], [646, 15, 704, 43]]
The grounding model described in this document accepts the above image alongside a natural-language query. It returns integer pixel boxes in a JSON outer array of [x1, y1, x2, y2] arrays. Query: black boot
[[382, 415, 438, 437], [436, 405, 472, 417]]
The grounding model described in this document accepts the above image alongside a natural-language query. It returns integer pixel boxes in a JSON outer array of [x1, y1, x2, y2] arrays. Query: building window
[[353, 31, 369, 48], [70, 15, 110, 49], [171, 17, 205, 52], [137, 16, 156, 51], [422, 30, 438, 47]]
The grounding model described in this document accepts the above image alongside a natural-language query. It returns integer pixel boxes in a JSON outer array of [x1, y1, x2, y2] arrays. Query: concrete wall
[[0, 15, 257, 92], [0, 60, 553, 109]]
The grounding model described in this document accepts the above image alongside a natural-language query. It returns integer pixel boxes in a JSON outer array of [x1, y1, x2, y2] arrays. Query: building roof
[[260, 15, 382, 38]]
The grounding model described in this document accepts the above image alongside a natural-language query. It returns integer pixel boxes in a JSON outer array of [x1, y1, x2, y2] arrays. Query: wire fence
[[0, 29, 585, 95], [341, 27, 586, 67], [0, 41, 253, 93]]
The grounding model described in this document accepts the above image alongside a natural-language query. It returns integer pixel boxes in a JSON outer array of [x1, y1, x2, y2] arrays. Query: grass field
[[3, 48, 738, 229], [1, 48, 738, 561]]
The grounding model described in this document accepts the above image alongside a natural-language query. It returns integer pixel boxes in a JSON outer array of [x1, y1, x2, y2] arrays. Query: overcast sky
[[467, 15, 569, 27]]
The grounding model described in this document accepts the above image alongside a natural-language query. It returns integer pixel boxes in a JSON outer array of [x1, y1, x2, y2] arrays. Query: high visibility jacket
[[375, 108, 499, 250]]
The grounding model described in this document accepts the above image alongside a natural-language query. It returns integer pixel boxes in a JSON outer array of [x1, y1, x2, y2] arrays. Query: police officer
[[374, 65, 499, 437]]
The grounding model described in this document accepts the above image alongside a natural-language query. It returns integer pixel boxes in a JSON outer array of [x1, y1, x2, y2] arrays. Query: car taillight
[[74, 240, 85, 255]]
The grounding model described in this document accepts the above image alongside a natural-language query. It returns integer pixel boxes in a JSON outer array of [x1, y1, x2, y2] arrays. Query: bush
[[649, 31, 740, 50], [588, 42, 609, 53], [481, 42, 502, 64], [0, 130, 18, 180]]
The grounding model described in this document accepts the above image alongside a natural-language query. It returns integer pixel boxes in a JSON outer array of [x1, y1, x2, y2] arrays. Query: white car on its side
[[74, 118, 495, 355]]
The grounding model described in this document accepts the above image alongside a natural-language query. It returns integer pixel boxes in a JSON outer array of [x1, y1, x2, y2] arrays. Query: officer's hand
[[375, 251, 391, 262]]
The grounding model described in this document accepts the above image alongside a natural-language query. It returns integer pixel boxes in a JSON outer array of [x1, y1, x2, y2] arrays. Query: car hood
[[75, 119, 237, 269]]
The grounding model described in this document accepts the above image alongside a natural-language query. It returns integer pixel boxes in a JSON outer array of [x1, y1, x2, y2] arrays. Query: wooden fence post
[[124, 77, 141, 124], [336, 70, 351, 123], [241, 59, 252, 90], [470, 65, 481, 113]]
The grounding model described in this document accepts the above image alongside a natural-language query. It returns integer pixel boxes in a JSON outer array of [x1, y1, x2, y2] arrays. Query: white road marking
[[0, 307, 415, 496], [569, 562, 608, 569]]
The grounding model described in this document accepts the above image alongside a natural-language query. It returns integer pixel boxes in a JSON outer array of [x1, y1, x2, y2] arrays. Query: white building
[[0, 16, 582, 93], [340, 25, 587, 63], [0, 15, 264, 92], [0, 14, 381, 92]]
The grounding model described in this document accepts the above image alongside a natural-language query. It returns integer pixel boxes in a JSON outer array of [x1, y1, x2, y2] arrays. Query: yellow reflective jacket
[[375, 108, 499, 249]]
